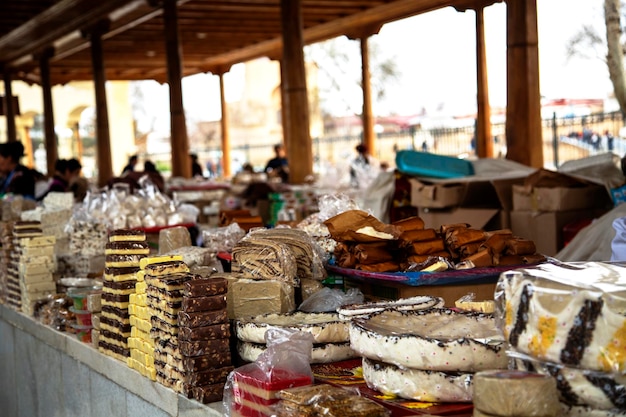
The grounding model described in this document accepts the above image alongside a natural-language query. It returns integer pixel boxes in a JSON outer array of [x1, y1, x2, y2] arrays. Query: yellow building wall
[[1, 80, 135, 177]]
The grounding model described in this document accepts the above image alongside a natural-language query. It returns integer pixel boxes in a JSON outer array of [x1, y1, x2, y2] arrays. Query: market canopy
[[1, 0, 542, 185], [0, 0, 501, 85]]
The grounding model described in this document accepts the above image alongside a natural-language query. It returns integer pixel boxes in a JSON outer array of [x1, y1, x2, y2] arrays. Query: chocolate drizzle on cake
[[560, 299, 603, 366], [585, 373, 626, 409], [509, 283, 533, 347], [545, 363, 580, 405]]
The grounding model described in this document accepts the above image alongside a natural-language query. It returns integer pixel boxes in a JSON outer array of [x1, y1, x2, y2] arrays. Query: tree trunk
[[605, 0, 626, 118]]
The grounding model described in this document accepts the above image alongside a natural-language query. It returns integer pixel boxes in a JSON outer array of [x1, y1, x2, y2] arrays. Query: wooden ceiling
[[0, 0, 501, 86]]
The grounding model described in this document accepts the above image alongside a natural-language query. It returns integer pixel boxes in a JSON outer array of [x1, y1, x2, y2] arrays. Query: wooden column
[[22, 126, 34, 168], [218, 70, 232, 178], [163, 0, 190, 178], [39, 47, 57, 176], [475, 6, 493, 158], [86, 21, 113, 187], [3, 70, 18, 143], [505, 0, 543, 167], [280, 0, 312, 184], [360, 37, 375, 156]]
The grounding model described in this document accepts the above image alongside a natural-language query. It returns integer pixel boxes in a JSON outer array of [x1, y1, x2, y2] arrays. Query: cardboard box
[[512, 169, 613, 212], [513, 184, 610, 212], [344, 278, 497, 306], [510, 209, 605, 256], [409, 179, 465, 208]]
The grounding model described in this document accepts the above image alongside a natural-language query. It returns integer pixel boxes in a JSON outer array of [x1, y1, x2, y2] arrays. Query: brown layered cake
[[143, 255, 190, 392], [99, 229, 148, 361], [180, 276, 233, 403]]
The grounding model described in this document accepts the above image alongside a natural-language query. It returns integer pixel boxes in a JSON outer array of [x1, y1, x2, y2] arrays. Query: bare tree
[[305, 36, 400, 117], [605, 0, 626, 116], [568, 0, 626, 117]]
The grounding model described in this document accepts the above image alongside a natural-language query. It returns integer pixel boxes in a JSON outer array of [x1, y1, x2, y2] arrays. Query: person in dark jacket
[[0, 141, 36, 199], [264, 144, 289, 182]]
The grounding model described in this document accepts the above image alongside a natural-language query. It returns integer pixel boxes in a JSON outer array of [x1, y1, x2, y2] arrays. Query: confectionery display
[[3, 184, 626, 417]]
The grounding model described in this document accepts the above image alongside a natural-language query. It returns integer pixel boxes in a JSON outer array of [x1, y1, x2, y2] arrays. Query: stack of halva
[[499, 262, 626, 417], [228, 228, 326, 319], [143, 255, 190, 392], [99, 230, 149, 361], [179, 276, 232, 403], [6, 221, 57, 314], [127, 259, 157, 381]]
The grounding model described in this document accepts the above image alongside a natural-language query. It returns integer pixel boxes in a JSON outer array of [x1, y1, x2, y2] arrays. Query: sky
[[135, 0, 611, 131]]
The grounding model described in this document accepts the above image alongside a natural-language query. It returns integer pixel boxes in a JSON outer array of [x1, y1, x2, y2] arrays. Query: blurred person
[[190, 153, 203, 178], [265, 144, 289, 182], [46, 158, 70, 193], [121, 154, 138, 176], [124, 160, 165, 192], [67, 158, 88, 202], [0, 141, 36, 199]]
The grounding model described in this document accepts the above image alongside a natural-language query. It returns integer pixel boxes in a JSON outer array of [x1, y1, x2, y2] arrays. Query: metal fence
[[188, 110, 626, 175]]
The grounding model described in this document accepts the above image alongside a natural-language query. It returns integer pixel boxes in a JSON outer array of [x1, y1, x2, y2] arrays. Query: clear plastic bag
[[223, 328, 314, 416], [298, 287, 364, 313], [201, 223, 245, 253]]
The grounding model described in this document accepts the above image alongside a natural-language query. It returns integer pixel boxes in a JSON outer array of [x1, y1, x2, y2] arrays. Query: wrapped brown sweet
[[410, 238, 445, 255], [440, 223, 470, 235], [495, 255, 525, 266], [324, 210, 401, 242], [355, 261, 399, 272], [485, 229, 513, 237], [479, 233, 511, 254], [458, 241, 483, 258], [333, 242, 357, 268], [522, 253, 546, 264], [505, 237, 536, 255], [462, 248, 493, 268], [392, 216, 425, 232], [353, 242, 394, 265], [399, 228, 437, 244], [447, 228, 486, 249], [407, 251, 451, 264]]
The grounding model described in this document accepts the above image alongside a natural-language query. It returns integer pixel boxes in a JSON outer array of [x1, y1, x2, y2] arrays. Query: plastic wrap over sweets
[[274, 383, 391, 417], [495, 262, 626, 373], [248, 227, 328, 281], [298, 287, 363, 313], [510, 350, 626, 412], [65, 204, 108, 256], [201, 223, 245, 253], [362, 357, 473, 403], [223, 328, 314, 417], [231, 236, 299, 286], [73, 177, 196, 231]]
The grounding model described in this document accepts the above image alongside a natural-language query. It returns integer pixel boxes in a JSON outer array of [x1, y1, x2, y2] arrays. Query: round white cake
[[349, 308, 508, 372]]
